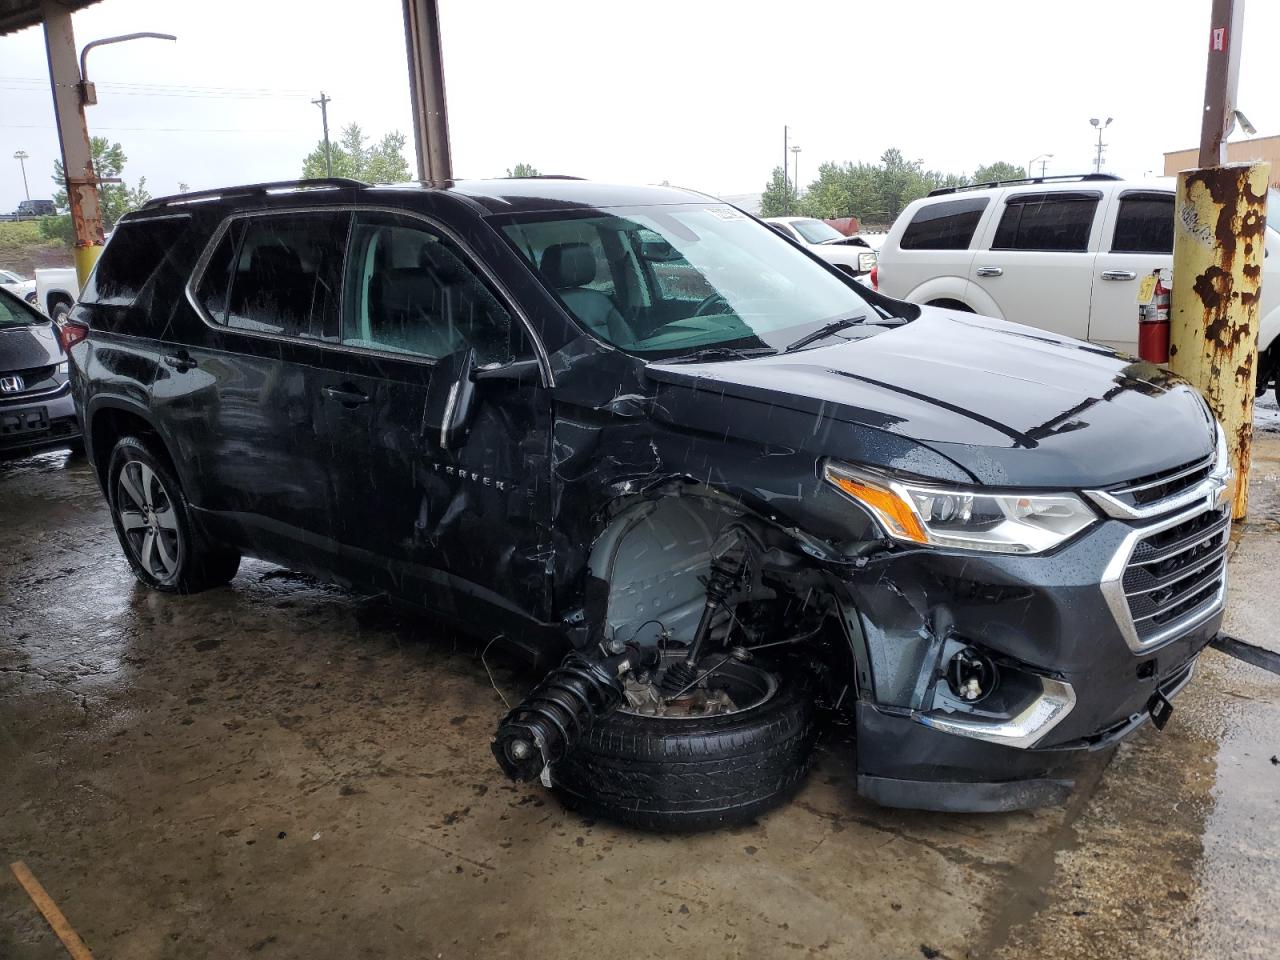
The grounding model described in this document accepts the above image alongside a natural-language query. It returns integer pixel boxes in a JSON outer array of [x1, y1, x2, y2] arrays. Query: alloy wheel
[[117, 460, 182, 581]]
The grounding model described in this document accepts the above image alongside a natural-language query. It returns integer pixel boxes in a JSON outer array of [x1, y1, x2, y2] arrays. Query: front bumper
[[843, 497, 1226, 812], [0, 384, 81, 459]]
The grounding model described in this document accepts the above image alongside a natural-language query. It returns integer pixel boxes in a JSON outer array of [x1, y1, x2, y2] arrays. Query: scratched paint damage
[[69, 177, 1231, 823]]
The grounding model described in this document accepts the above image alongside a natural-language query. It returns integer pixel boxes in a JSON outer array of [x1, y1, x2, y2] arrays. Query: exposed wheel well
[[926, 298, 974, 313], [89, 407, 171, 484]]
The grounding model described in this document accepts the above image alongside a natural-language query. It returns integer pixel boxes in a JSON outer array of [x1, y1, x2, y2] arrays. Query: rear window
[[899, 197, 988, 250], [80, 215, 190, 306], [992, 192, 1099, 252], [195, 211, 349, 340], [1111, 193, 1174, 254]]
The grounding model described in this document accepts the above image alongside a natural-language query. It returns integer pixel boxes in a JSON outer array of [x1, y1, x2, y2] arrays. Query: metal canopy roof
[[0, 0, 101, 36]]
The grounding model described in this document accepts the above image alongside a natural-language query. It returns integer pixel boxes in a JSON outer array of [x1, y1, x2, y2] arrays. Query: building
[[1164, 135, 1280, 188]]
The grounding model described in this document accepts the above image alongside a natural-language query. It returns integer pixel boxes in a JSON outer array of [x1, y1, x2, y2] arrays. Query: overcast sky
[[1, 0, 1277, 212]]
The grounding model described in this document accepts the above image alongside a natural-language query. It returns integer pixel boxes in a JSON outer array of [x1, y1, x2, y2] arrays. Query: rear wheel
[[552, 658, 817, 832], [49, 300, 72, 323], [106, 435, 240, 592]]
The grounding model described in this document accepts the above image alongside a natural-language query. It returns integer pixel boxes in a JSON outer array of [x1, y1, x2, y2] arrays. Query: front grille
[[1122, 506, 1229, 643], [0, 363, 59, 400], [1107, 455, 1215, 510]]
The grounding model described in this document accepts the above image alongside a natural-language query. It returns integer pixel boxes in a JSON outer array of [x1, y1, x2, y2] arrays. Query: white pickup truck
[[34, 266, 79, 321], [764, 217, 878, 278]]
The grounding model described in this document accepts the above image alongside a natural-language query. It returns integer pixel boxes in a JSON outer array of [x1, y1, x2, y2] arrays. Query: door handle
[[322, 384, 370, 407], [1101, 270, 1137, 281], [162, 351, 197, 372], [975, 266, 1003, 278]]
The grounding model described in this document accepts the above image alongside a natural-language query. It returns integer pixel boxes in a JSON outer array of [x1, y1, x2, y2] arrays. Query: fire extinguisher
[[1138, 269, 1171, 363]]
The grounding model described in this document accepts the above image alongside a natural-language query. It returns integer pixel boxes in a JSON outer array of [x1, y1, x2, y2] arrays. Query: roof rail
[[501, 174, 585, 180], [142, 177, 368, 210], [928, 173, 1122, 197]]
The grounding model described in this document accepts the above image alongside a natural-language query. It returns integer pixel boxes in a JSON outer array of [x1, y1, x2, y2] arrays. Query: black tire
[[50, 300, 72, 323], [552, 665, 817, 832], [106, 435, 240, 593]]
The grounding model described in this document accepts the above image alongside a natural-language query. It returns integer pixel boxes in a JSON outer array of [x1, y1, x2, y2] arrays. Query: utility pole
[[791, 144, 802, 201], [312, 91, 333, 178], [402, 0, 452, 182], [13, 151, 30, 201], [782, 125, 790, 215], [1090, 117, 1112, 173], [1169, 0, 1267, 520]]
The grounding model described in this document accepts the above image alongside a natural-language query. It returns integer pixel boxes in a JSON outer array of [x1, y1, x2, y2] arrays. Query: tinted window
[[341, 213, 512, 363], [214, 212, 349, 339], [900, 197, 988, 250], [993, 193, 1099, 252], [1111, 193, 1175, 254], [194, 221, 244, 325], [81, 215, 190, 306]]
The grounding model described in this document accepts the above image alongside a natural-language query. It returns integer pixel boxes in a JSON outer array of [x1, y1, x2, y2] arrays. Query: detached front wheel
[[552, 659, 817, 831]]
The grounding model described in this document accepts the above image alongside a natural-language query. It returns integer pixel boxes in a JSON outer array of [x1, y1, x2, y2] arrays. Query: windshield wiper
[[661, 346, 777, 364], [783, 315, 866, 353]]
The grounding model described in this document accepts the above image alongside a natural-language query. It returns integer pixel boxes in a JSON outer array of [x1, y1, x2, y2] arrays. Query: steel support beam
[[42, 0, 103, 288], [401, 0, 452, 183]]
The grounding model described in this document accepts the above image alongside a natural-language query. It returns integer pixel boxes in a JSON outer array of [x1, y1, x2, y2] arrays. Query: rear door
[[1088, 190, 1174, 353], [968, 190, 1103, 340], [171, 209, 352, 566], [318, 210, 555, 624]]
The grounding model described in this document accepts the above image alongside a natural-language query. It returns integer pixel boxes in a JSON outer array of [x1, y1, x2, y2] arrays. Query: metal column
[[402, 0, 452, 183], [42, 1, 104, 288]]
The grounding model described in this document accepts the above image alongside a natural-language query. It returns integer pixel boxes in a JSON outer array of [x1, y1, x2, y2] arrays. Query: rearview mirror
[[638, 239, 681, 262]]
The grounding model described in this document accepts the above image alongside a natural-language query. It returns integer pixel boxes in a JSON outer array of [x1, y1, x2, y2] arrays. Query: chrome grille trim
[[1100, 500, 1230, 653]]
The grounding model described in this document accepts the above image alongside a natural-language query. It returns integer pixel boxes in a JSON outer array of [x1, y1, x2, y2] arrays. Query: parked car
[[15, 198, 56, 219], [34, 265, 78, 321], [0, 285, 82, 458], [68, 177, 1229, 828], [874, 174, 1280, 398], [764, 216, 878, 277], [0, 268, 37, 303]]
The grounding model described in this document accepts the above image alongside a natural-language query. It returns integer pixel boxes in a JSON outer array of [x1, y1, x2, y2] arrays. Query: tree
[[51, 137, 151, 230], [301, 124, 411, 182], [972, 161, 1027, 184], [759, 166, 798, 218], [505, 163, 541, 178]]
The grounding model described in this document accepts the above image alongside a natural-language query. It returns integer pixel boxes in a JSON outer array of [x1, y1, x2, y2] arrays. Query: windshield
[[500, 203, 876, 358], [0, 287, 41, 327], [791, 218, 845, 244]]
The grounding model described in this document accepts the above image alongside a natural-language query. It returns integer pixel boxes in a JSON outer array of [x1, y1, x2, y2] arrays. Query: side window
[[899, 197, 988, 250], [207, 212, 349, 339], [81, 215, 190, 306], [1111, 194, 1174, 254], [341, 213, 513, 364], [993, 193, 1099, 252]]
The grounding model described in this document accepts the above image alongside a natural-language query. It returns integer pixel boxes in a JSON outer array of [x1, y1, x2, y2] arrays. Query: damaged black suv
[[67, 177, 1231, 828]]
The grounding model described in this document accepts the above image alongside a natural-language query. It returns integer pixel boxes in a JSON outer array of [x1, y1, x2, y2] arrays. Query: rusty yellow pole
[[1169, 162, 1269, 519]]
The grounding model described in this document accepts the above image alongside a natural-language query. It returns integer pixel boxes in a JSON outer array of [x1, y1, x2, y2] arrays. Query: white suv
[[875, 174, 1280, 394]]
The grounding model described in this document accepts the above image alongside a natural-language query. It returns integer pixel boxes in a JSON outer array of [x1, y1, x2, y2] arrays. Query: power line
[[0, 75, 313, 96], [0, 122, 310, 133]]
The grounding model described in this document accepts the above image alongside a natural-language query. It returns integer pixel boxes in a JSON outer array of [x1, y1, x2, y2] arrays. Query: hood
[[0, 320, 62, 373], [645, 309, 1216, 488]]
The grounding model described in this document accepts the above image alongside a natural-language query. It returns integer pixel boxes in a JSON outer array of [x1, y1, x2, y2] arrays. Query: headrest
[[539, 242, 596, 289]]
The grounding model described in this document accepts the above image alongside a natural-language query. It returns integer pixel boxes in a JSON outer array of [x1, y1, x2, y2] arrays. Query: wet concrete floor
[[2, 432, 1278, 959]]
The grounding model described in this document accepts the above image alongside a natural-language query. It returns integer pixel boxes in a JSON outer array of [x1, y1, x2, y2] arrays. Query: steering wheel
[[693, 293, 732, 318]]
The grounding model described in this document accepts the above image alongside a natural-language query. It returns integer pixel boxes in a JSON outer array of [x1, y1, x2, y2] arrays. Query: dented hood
[[645, 309, 1216, 488]]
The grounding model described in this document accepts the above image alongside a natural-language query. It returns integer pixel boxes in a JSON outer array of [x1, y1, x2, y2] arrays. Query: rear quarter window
[[80, 215, 191, 307], [899, 197, 989, 250]]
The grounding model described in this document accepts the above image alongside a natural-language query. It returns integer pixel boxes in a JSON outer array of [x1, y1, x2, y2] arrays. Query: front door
[[318, 211, 555, 626], [968, 190, 1103, 341], [1088, 191, 1174, 354]]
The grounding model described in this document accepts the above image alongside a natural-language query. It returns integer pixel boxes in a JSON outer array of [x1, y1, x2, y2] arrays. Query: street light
[[790, 144, 801, 199], [78, 32, 177, 104], [1090, 117, 1113, 173], [13, 150, 30, 201], [1026, 153, 1053, 179]]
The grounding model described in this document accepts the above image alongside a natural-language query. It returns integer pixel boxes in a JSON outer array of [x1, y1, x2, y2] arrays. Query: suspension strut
[[492, 644, 655, 782], [658, 533, 750, 694]]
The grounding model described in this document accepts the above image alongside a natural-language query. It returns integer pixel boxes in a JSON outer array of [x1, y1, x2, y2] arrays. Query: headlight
[[858, 252, 877, 273], [823, 461, 1097, 555]]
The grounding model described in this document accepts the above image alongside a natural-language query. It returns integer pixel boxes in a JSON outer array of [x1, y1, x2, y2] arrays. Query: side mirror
[[440, 347, 476, 451]]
